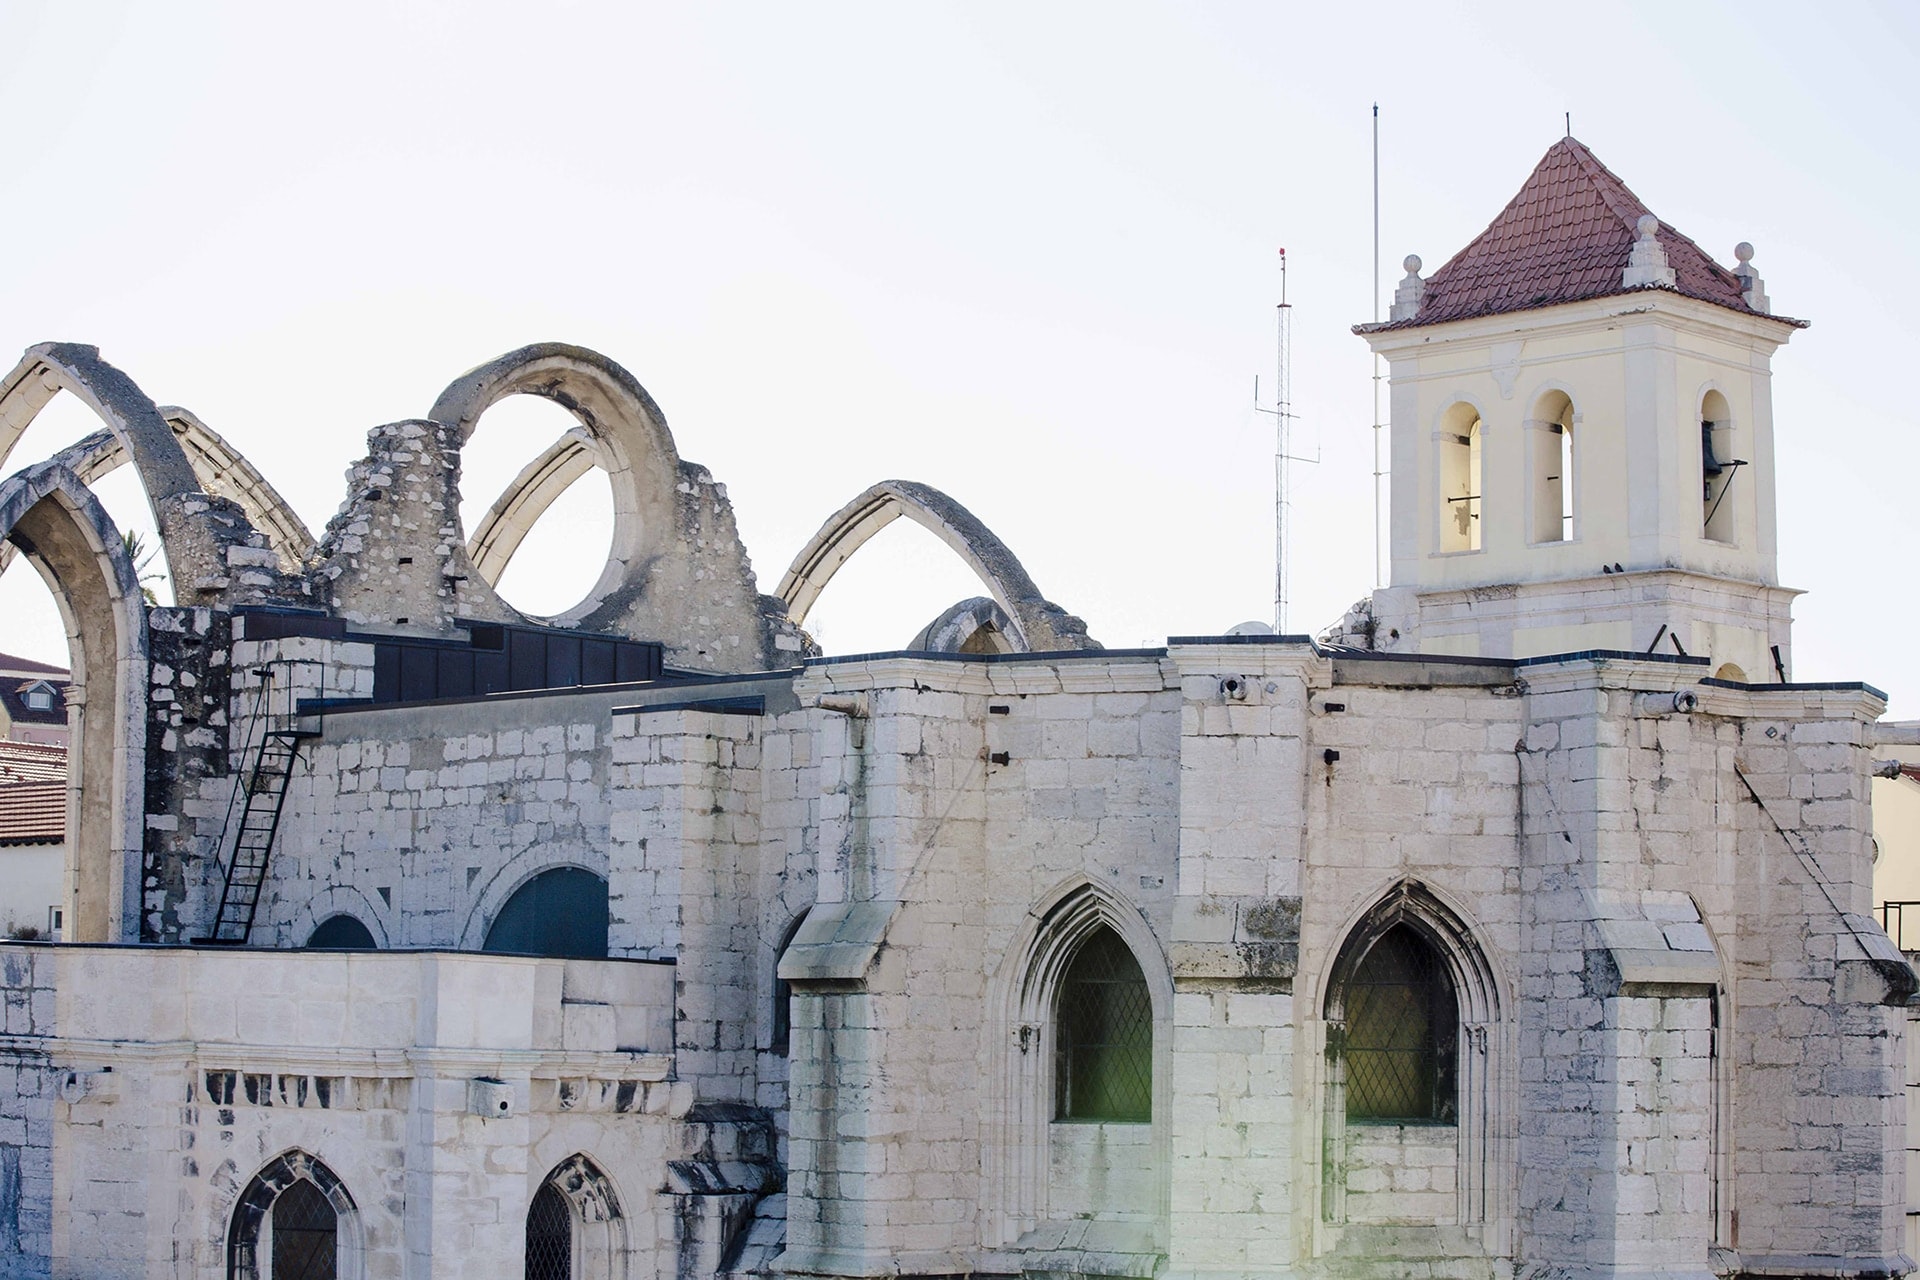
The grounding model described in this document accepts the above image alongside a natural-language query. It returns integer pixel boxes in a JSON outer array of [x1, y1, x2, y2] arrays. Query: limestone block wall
[[780, 655, 1182, 1276], [1722, 689, 1912, 1276], [254, 688, 614, 950], [0, 944, 676, 1280]]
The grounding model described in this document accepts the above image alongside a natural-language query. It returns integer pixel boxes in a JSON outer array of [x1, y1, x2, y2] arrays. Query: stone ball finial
[[1636, 214, 1660, 240], [1735, 241, 1755, 264], [1403, 254, 1422, 276]]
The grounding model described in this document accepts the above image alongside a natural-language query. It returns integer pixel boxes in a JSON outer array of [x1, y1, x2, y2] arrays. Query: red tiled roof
[[0, 782, 64, 845], [1358, 138, 1805, 333], [0, 652, 69, 679], [0, 741, 66, 785]]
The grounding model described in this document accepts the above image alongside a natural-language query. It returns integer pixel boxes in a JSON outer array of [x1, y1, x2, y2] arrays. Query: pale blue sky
[[2, 1, 1915, 710]]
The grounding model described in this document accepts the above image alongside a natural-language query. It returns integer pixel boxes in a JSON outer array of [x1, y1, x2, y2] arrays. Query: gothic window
[[525, 1182, 572, 1280], [1530, 391, 1575, 543], [526, 1155, 626, 1280], [1438, 404, 1483, 553], [227, 1153, 358, 1280], [483, 867, 609, 958], [1342, 924, 1458, 1122], [1054, 926, 1152, 1122]]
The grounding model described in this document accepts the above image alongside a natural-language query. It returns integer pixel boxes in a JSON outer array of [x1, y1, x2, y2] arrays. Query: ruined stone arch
[[0, 410, 315, 578], [0, 462, 147, 941], [225, 1149, 364, 1280], [779, 480, 1097, 654], [1318, 879, 1505, 1230], [464, 423, 600, 583], [984, 876, 1171, 1248], [527, 1152, 629, 1280], [0, 343, 219, 590], [428, 344, 785, 671], [428, 344, 683, 625]]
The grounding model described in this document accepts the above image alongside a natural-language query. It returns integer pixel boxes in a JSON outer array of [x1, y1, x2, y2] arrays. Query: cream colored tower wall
[[1368, 292, 1799, 676]]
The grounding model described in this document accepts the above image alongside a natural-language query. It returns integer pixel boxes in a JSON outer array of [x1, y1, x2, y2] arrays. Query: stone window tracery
[[227, 1152, 360, 1280]]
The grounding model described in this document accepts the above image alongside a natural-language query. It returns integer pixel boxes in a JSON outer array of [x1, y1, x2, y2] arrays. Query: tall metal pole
[[1372, 104, 1384, 588], [1274, 251, 1291, 631]]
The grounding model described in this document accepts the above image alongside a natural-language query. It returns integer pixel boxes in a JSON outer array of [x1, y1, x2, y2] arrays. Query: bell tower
[[1354, 138, 1805, 682]]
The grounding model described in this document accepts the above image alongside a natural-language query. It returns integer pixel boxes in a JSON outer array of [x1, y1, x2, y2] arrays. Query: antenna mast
[[1274, 250, 1292, 630], [1371, 103, 1384, 588], [1255, 250, 1316, 631]]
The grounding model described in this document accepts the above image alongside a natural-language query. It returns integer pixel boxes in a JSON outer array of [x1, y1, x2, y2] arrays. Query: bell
[[1701, 420, 1725, 477]]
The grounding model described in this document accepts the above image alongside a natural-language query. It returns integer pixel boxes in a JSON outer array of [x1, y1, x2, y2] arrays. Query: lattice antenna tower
[[1255, 248, 1318, 632]]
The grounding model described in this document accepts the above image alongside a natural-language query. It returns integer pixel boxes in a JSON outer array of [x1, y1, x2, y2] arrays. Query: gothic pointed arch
[[464, 424, 600, 582], [985, 877, 1170, 1248], [1319, 880, 1504, 1230], [527, 1153, 628, 1280], [779, 480, 1098, 653], [226, 1150, 362, 1280], [0, 343, 231, 589], [0, 461, 147, 941], [0, 410, 314, 578]]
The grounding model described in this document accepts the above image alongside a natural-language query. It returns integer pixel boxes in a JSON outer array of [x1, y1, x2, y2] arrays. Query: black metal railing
[[1879, 901, 1920, 953]]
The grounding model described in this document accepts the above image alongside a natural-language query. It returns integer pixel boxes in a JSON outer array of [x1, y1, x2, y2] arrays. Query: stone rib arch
[[0, 344, 215, 589], [0, 412, 314, 578], [779, 480, 1098, 654], [465, 424, 600, 582], [0, 462, 148, 941], [984, 876, 1170, 1247]]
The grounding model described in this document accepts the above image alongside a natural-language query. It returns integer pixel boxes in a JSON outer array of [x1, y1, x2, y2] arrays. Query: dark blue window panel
[[305, 915, 377, 950], [482, 868, 609, 959]]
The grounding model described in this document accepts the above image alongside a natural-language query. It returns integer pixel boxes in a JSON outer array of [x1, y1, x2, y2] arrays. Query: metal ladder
[[201, 666, 318, 945]]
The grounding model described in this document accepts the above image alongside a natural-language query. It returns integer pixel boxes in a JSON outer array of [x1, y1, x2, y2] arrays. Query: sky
[[1, 1, 1916, 714]]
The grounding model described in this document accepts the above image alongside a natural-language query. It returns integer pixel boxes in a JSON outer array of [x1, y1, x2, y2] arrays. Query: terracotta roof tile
[[0, 782, 64, 845], [0, 741, 66, 785], [0, 652, 69, 679], [1359, 138, 1805, 333]]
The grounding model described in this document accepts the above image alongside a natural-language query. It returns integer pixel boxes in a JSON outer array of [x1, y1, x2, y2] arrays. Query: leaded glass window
[[525, 1181, 572, 1280], [1343, 924, 1457, 1122], [1054, 927, 1152, 1122], [269, 1178, 337, 1280]]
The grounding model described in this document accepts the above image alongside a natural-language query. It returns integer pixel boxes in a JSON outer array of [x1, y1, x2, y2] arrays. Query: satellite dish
[[1226, 621, 1276, 637]]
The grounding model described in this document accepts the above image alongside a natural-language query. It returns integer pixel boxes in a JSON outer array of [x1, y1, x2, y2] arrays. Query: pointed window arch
[[226, 1152, 361, 1280], [985, 881, 1171, 1247], [1321, 882, 1502, 1228], [526, 1154, 627, 1280]]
